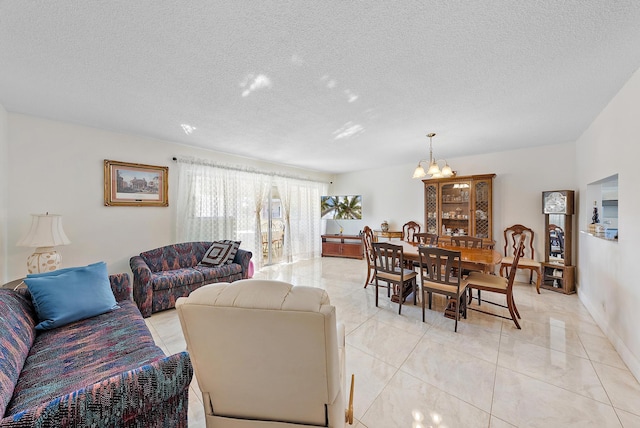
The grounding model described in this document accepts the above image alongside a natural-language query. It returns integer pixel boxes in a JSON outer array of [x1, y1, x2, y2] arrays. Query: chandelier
[[412, 133, 454, 179]]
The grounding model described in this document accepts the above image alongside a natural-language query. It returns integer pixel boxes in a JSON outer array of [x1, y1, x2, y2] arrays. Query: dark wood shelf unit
[[540, 263, 576, 294], [542, 190, 576, 294]]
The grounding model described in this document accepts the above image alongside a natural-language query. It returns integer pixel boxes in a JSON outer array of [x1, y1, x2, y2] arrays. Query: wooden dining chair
[[466, 234, 525, 329], [417, 246, 468, 332], [363, 226, 375, 288], [413, 232, 439, 246], [372, 242, 418, 314], [451, 236, 483, 248], [500, 224, 542, 294], [451, 236, 484, 279], [402, 221, 421, 242], [411, 232, 439, 271]]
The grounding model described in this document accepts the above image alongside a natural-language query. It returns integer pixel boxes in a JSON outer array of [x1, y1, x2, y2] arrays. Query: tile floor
[[145, 257, 640, 428]]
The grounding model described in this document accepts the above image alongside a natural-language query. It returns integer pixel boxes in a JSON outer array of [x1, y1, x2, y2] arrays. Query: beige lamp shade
[[17, 213, 71, 273]]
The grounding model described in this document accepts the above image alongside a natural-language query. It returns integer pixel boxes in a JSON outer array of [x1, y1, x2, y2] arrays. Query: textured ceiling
[[2, 1, 640, 174]]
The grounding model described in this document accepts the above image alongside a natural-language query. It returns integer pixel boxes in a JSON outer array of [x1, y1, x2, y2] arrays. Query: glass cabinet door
[[473, 179, 491, 238], [424, 183, 438, 233], [440, 182, 471, 237]]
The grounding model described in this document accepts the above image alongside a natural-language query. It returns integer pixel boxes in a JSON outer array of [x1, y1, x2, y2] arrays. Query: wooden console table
[[321, 234, 364, 259], [373, 230, 403, 241]]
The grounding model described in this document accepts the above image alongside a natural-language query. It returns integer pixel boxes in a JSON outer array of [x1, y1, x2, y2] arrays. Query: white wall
[[0, 103, 8, 283], [6, 114, 331, 280], [331, 141, 577, 262], [575, 66, 640, 381]]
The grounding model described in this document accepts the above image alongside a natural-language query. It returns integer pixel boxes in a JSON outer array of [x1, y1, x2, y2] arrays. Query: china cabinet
[[423, 174, 496, 244], [541, 190, 576, 294]]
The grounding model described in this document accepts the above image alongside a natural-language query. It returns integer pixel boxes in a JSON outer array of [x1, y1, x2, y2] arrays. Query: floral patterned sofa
[[0, 273, 193, 427], [130, 241, 253, 318]]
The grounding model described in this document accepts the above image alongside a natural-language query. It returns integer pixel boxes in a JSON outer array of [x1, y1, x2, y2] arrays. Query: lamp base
[[27, 247, 62, 274]]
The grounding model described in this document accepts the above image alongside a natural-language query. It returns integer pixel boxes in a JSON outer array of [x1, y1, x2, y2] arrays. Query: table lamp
[[17, 213, 71, 274]]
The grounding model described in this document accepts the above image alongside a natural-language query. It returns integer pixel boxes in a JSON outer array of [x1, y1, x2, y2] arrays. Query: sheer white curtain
[[176, 158, 326, 269], [275, 177, 328, 263], [176, 160, 260, 262]]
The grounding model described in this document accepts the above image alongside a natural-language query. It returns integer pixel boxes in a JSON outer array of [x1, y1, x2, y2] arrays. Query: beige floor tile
[[615, 408, 640, 428], [402, 334, 497, 412], [492, 367, 622, 427], [498, 336, 610, 403], [345, 346, 398, 420], [490, 416, 517, 427], [579, 331, 629, 370], [592, 362, 640, 416], [501, 318, 589, 358], [360, 370, 490, 428], [346, 317, 423, 368]]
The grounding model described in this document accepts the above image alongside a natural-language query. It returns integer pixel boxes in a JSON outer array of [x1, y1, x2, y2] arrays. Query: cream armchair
[[176, 279, 354, 427]]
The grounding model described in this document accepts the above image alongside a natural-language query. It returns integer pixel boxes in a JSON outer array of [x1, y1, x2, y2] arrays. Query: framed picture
[[104, 160, 168, 207]]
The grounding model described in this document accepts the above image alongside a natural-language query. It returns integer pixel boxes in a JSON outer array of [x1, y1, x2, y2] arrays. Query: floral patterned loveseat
[[130, 241, 253, 318], [0, 273, 193, 427]]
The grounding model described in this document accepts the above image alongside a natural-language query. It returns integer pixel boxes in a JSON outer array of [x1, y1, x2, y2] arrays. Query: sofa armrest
[[234, 248, 253, 279], [0, 352, 193, 428], [109, 273, 132, 302], [130, 256, 153, 318]]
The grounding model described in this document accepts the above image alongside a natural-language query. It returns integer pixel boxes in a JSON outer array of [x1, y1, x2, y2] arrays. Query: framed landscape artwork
[[104, 159, 168, 207]]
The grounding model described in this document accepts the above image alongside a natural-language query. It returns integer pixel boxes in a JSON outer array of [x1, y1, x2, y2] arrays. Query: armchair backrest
[[176, 280, 345, 427], [140, 242, 213, 271]]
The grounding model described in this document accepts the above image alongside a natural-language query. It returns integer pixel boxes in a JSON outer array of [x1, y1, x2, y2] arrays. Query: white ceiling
[[2, 1, 640, 174]]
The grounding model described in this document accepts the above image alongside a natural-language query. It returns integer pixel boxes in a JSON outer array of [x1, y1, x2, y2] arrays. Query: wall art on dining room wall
[[104, 159, 168, 207]]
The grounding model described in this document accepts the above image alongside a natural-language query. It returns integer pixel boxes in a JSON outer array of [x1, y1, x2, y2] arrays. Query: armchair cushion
[[150, 268, 205, 291]]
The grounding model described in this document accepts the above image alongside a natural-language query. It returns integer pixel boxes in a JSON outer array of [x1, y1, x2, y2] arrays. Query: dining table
[[376, 240, 502, 306], [398, 240, 502, 274]]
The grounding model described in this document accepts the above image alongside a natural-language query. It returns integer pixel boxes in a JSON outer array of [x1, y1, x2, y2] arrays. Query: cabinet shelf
[[540, 263, 575, 294]]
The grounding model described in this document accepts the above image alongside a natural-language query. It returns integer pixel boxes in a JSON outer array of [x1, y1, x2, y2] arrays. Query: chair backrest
[[417, 247, 462, 289], [372, 242, 405, 278], [414, 232, 439, 246], [402, 221, 421, 242], [176, 280, 345, 427], [363, 226, 375, 267], [452, 236, 483, 248], [505, 235, 527, 292], [503, 224, 536, 259]]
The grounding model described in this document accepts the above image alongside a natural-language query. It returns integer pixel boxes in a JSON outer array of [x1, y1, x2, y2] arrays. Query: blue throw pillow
[[24, 261, 118, 330]]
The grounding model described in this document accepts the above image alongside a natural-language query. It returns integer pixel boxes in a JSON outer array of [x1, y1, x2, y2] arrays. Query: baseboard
[[578, 290, 640, 383]]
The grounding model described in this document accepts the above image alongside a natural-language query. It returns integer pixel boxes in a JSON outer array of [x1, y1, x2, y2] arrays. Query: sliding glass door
[[261, 186, 284, 265]]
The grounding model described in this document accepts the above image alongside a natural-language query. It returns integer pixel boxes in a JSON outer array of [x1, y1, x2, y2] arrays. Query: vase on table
[[381, 221, 389, 232]]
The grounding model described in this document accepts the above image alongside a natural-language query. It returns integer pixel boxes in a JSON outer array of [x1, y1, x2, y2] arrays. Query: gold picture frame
[[104, 160, 168, 207]]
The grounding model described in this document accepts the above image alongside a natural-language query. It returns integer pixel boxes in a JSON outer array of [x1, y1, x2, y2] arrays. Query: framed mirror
[[548, 214, 566, 264]]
